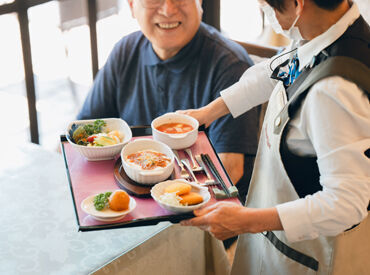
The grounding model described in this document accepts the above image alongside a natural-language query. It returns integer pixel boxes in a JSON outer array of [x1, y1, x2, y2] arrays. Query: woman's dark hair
[[265, 0, 345, 12]]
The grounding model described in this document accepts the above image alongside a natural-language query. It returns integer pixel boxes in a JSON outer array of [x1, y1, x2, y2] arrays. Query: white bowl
[[81, 191, 136, 222], [66, 118, 132, 161], [151, 113, 199, 149], [121, 139, 174, 185], [151, 179, 211, 213]]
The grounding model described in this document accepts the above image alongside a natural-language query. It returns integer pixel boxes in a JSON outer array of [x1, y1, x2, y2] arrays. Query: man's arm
[[218, 152, 244, 184], [77, 40, 124, 120]]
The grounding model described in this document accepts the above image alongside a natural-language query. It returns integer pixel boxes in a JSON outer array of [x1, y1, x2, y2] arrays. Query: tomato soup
[[126, 150, 170, 170], [156, 123, 193, 134]]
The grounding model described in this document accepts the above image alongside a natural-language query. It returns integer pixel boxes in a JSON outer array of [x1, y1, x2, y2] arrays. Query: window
[[220, 0, 263, 43], [0, 0, 139, 150]]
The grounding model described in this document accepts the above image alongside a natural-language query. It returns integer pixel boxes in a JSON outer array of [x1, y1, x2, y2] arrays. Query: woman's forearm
[[203, 97, 231, 127], [246, 207, 284, 233]]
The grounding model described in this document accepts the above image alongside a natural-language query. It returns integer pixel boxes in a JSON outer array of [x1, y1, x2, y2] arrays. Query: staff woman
[[180, 0, 370, 274]]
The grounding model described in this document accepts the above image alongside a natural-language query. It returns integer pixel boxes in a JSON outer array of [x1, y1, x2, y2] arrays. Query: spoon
[[184, 148, 203, 172]]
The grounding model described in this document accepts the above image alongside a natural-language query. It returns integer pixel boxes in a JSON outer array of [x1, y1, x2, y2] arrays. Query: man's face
[[128, 0, 203, 60]]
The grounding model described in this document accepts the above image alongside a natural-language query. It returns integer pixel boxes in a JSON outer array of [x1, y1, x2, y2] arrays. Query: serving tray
[[61, 127, 241, 232]]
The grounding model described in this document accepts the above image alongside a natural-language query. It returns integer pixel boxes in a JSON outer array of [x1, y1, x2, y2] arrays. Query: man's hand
[[218, 152, 244, 184]]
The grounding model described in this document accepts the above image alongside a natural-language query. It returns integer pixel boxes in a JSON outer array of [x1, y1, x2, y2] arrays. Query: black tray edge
[[60, 135, 82, 230], [60, 125, 241, 232]]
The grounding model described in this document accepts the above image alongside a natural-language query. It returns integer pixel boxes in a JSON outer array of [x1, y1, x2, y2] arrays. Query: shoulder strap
[[274, 56, 370, 135]]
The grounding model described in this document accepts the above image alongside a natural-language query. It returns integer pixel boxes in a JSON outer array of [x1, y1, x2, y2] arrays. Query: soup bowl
[[151, 113, 199, 149], [121, 139, 174, 185]]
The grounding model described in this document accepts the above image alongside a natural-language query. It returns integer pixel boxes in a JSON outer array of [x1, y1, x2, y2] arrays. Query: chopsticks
[[201, 153, 231, 198]]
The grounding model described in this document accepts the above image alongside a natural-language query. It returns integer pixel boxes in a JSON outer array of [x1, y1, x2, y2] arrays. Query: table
[[0, 143, 230, 274]]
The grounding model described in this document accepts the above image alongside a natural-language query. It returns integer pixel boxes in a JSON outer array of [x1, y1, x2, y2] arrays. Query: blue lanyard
[[277, 54, 302, 87]]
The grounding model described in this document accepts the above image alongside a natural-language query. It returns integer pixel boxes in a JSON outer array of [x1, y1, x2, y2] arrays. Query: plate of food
[[121, 139, 174, 185], [151, 179, 211, 213], [66, 118, 132, 161], [81, 190, 136, 221]]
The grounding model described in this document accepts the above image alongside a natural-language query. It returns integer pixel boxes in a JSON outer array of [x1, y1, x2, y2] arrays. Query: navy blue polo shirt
[[77, 23, 259, 155]]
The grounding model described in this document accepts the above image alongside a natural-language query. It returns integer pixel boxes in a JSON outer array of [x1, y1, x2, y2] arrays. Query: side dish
[[93, 191, 112, 210], [151, 180, 210, 213], [71, 119, 124, 146], [156, 123, 194, 134], [93, 190, 130, 211], [126, 150, 171, 170], [159, 182, 204, 206]]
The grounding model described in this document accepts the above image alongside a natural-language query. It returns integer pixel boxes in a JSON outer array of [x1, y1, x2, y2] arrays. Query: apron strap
[[262, 231, 319, 271], [274, 56, 370, 135]]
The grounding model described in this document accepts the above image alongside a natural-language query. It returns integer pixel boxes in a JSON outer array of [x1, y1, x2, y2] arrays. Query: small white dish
[[151, 113, 199, 149], [89, 215, 129, 222], [80, 192, 136, 221], [151, 179, 211, 213]]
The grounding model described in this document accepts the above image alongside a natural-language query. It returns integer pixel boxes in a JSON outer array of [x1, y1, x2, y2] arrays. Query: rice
[[159, 192, 186, 206]]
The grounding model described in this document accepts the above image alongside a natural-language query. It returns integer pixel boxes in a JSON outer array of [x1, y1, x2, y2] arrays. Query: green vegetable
[[72, 125, 87, 144], [72, 119, 107, 145], [83, 119, 106, 136], [93, 192, 112, 211]]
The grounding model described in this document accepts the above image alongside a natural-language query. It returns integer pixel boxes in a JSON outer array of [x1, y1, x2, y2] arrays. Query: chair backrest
[[235, 41, 279, 58], [58, 0, 119, 31]]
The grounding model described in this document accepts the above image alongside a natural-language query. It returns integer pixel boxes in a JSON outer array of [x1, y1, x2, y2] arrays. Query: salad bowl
[[66, 118, 132, 161]]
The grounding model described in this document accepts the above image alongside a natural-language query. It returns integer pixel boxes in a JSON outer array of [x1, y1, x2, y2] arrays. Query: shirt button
[[274, 116, 281, 127]]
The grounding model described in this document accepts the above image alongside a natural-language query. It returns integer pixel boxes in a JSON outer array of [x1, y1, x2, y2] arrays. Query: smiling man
[[77, 0, 259, 202]]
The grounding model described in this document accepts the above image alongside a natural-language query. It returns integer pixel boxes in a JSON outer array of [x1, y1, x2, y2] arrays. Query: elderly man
[[181, 0, 370, 274], [77, 0, 259, 201]]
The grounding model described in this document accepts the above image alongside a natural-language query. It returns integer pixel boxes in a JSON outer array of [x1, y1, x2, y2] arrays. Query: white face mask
[[261, 1, 304, 41]]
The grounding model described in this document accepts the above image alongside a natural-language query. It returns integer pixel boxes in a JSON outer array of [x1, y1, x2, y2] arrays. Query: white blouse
[[220, 3, 370, 242]]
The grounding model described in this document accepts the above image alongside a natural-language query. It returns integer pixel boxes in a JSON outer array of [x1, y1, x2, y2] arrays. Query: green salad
[[71, 119, 124, 147], [93, 192, 112, 211]]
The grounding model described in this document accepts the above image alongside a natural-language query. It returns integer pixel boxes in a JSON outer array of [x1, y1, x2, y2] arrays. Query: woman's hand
[[180, 202, 283, 240], [180, 202, 252, 240], [177, 97, 231, 128], [177, 106, 213, 128]]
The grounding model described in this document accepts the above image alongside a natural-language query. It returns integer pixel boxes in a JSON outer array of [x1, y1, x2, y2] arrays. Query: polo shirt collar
[[143, 25, 203, 73], [297, 2, 360, 71]]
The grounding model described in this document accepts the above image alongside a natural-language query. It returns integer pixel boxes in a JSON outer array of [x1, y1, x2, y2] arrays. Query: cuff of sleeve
[[220, 82, 251, 118], [276, 199, 319, 243]]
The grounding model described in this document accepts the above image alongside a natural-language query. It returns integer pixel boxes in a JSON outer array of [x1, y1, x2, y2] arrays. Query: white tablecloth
[[0, 143, 229, 275]]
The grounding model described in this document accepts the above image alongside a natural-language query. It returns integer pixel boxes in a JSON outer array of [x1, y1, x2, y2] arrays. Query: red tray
[[61, 128, 241, 231]]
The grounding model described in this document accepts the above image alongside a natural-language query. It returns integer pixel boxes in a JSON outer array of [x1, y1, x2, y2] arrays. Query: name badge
[[276, 83, 288, 112]]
